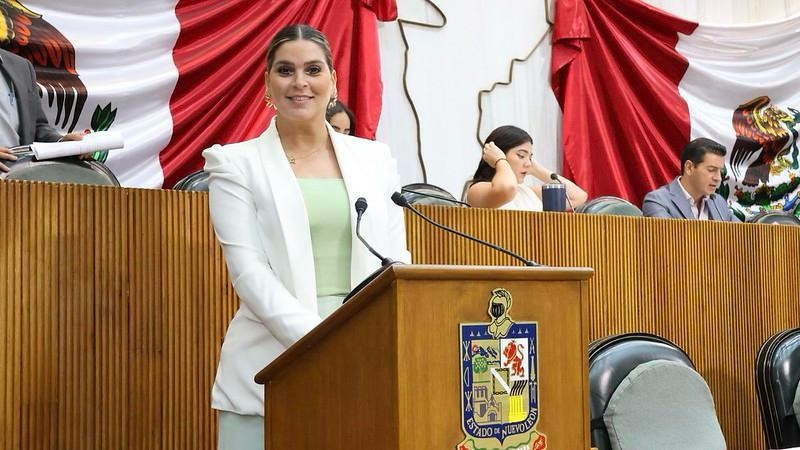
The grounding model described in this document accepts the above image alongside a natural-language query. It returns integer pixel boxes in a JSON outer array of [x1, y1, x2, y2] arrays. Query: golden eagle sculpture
[[0, 0, 86, 132], [730, 96, 799, 187]]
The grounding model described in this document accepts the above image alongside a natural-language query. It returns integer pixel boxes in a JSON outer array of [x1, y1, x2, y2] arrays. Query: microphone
[[549, 173, 575, 211], [343, 197, 400, 304], [391, 192, 540, 266], [399, 188, 471, 207], [355, 197, 395, 266]]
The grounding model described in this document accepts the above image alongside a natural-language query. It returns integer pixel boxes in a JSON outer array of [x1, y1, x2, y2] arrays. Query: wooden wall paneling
[[404, 205, 800, 449], [0, 181, 241, 450], [0, 178, 12, 448], [3, 182, 799, 449]]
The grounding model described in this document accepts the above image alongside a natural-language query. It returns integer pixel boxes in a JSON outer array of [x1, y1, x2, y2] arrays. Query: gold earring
[[328, 95, 337, 109], [264, 92, 276, 110]]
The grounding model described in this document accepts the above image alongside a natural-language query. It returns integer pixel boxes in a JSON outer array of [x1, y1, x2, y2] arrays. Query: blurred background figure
[[0, 48, 85, 172], [326, 99, 356, 136]]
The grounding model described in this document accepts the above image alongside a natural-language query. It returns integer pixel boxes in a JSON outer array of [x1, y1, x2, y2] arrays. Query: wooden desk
[[256, 265, 594, 449], [405, 205, 800, 450], [0, 181, 795, 449]]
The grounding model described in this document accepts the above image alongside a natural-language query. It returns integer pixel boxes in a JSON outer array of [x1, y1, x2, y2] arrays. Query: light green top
[[297, 178, 352, 315]]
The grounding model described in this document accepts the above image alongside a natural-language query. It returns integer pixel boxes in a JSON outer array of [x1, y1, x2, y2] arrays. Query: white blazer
[[203, 119, 410, 416]]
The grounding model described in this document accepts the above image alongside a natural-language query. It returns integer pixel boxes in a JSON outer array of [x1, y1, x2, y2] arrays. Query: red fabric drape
[[550, 0, 698, 204], [160, 0, 396, 188]]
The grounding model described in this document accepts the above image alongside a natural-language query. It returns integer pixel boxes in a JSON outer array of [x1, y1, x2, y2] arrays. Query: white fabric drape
[[30, 1, 179, 187]]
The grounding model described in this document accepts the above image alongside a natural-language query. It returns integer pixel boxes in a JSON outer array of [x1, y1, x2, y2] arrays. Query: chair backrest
[[747, 210, 800, 226], [575, 196, 642, 217], [756, 327, 800, 449], [172, 170, 209, 192], [588, 333, 725, 450], [1, 154, 119, 186], [603, 359, 725, 449], [401, 183, 465, 207]]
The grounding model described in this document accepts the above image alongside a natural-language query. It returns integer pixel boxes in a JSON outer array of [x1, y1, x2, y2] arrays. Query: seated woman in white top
[[465, 125, 588, 211]]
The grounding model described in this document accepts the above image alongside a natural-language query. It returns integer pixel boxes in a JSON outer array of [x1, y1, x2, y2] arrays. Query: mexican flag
[[5, 0, 396, 188], [551, 0, 800, 219]]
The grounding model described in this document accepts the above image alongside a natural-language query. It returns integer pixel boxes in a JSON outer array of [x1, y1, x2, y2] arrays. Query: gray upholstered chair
[[588, 333, 726, 450], [575, 196, 643, 217], [756, 327, 800, 449], [1, 154, 119, 186], [172, 169, 209, 192], [747, 210, 800, 226], [401, 183, 466, 207]]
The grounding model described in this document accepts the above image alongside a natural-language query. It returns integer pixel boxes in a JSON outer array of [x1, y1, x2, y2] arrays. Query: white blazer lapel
[[328, 124, 376, 288], [257, 120, 317, 307]]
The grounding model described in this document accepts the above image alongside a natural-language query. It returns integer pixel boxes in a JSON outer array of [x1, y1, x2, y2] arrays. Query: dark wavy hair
[[680, 138, 726, 175], [470, 125, 533, 183], [326, 100, 356, 136], [265, 24, 333, 72]]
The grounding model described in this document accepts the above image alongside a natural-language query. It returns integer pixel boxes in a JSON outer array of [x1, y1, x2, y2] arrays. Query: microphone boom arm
[[356, 210, 394, 266], [393, 193, 539, 267]]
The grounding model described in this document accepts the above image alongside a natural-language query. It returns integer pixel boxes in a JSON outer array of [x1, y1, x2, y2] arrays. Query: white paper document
[[30, 131, 125, 160]]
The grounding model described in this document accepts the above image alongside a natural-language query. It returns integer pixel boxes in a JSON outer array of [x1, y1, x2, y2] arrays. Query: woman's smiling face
[[265, 39, 336, 123]]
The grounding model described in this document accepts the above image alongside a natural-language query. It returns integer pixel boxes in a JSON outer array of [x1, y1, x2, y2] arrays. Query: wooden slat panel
[[1, 181, 797, 449], [0, 180, 237, 449], [406, 205, 800, 450]]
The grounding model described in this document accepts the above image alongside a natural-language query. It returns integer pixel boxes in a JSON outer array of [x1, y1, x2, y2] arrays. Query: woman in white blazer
[[203, 24, 410, 450]]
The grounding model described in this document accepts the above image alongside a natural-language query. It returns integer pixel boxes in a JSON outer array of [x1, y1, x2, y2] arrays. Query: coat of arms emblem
[[457, 288, 546, 450]]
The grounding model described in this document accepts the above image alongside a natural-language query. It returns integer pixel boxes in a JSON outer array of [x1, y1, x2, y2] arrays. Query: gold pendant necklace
[[287, 146, 326, 165]]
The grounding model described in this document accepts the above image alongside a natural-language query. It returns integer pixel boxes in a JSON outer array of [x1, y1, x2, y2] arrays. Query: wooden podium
[[255, 265, 593, 449]]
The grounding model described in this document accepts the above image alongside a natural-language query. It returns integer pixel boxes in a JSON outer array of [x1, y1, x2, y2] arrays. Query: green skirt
[[217, 411, 263, 450]]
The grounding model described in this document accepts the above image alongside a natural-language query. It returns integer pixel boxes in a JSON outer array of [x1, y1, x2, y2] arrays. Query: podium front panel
[[395, 277, 588, 449], [263, 284, 400, 450], [259, 266, 590, 450]]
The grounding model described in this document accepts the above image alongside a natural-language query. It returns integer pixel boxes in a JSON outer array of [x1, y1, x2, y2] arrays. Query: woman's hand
[[482, 142, 506, 168], [468, 141, 516, 208], [528, 159, 551, 182]]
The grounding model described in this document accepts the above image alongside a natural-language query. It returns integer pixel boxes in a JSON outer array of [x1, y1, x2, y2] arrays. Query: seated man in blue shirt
[[642, 138, 738, 222]]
